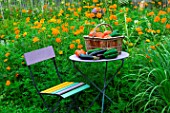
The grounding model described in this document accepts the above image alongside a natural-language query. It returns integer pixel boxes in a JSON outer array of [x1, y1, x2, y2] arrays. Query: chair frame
[[24, 46, 89, 113]]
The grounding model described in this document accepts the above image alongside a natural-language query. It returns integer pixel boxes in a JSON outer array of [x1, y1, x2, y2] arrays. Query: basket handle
[[92, 23, 113, 38]]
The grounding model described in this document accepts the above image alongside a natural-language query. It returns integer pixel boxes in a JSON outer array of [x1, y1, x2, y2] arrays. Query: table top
[[69, 51, 129, 63]]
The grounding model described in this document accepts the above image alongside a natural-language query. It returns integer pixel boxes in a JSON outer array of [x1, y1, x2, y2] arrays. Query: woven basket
[[83, 23, 124, 54]]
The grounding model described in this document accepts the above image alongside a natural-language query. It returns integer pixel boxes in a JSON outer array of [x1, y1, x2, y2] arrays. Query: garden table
[[69, 51, 129, 113]]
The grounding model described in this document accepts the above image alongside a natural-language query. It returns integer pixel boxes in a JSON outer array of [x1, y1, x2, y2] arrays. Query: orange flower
[[154, 16, 160, 22], [109, 15, 117, 20], [126, 18, 132, 23], [76, 39, 81, 44], [93, 0, 98, 3], [15, 35, 20, 39], [0, 34, 4, 38], [167, 8, 170, 13], [156, 30, 161, 33], [70, 44, 75, 49], [166, 24, 170, 29], [43, 4, 48, 9], [161, 18, 167, 23], [109, 4, 117, 9], [6, 66, 11, 71], [74, 12, 79, 17], [52, 28, 60, 36], [114, 21, 119, 26], [77, 44, 83, 49], [136, 27, 142, 32], [96, 13, 102, 18], [90, 13, 95, 18], [158, 10, 167, 16], [5, 52, 10, 57], [138, 31, 143, 35], [56, 38, 61, 43], [26, 17, 30, 23], [23, 32, 27, 37], [158, 2, 162, 5], [33, 37, 39, 43], [22, 9, 27, 13], [70, 26, 75, 30], [6, 80, 11, 86], [150, 45, 156, 50], [15, 30, 20, 35], [147, 11, 154, 16]]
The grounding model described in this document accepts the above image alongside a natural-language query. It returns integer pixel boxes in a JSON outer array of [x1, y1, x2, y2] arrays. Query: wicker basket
[[83, 23, 124, 54]]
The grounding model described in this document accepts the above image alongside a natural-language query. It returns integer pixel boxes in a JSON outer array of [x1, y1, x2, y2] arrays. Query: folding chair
[[24, 46, 90, 113]]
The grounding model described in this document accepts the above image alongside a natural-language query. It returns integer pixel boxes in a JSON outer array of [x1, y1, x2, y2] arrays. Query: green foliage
[[0, 0, 170, 112]]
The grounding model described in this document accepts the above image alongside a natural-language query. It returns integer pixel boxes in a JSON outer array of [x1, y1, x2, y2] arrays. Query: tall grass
[[123, 37, 170, 113]]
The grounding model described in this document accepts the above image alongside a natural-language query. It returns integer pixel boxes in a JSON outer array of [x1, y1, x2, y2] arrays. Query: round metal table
[[69, 51, 129, 113]]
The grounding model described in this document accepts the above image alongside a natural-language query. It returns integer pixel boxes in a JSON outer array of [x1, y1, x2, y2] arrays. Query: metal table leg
[[72, 59, 124, 113]]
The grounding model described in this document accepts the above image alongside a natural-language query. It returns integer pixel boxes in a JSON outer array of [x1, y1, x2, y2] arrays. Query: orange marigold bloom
[[161, 18, 167, 23], [6, 66, 11, 71], [77, 44, 83, 49], [126, 18, 132, 23], [23, 32, 27, 37], [6, 80, 11, 86], [138, 31, 143, 35], [114, 21, 119, 26], [166, 24, 170, 29], [26, 17, 30, 23], [90, 13, 95, 18], [0, 34, 4, 38], [15, 30, 20, 35], [158, 10, 167, 16], [154, 16, 160, 22], [33, 37, 39, 43], [93, 0, 98, 3], [70, 26, 75, 30], [96, 13, 102, 18], [167, 8, 170, 13], [56, 38, 61, 43], [22, 9, 27, 13], [43, 4, 48, 9], [52, 28, 60, 36], [5, 52, 10, 57], [110, 4, 117, 9], [110, 15, 117, 20], [15, 35, 20, 39], [136, 27, 142, 32], [158, 2, 162, 5], [70, 44, 75, 49], [74, 12, 79, 17], [150, 45, 156, 50], [147, 11, 154, 16], [76, 39, 81, 44], [156, 30, 161, 33]]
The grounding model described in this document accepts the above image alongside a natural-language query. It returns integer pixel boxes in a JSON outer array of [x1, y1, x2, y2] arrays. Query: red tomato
[[75, 49, 86, 57], [104, 30, 112, 36], [88, 31, 95, 37], [95, 32, 104, 38]]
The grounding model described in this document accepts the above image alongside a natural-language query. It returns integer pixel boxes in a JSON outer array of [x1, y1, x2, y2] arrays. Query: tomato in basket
[[104, 30, 112, 36], [95, 32, 104, 38]]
